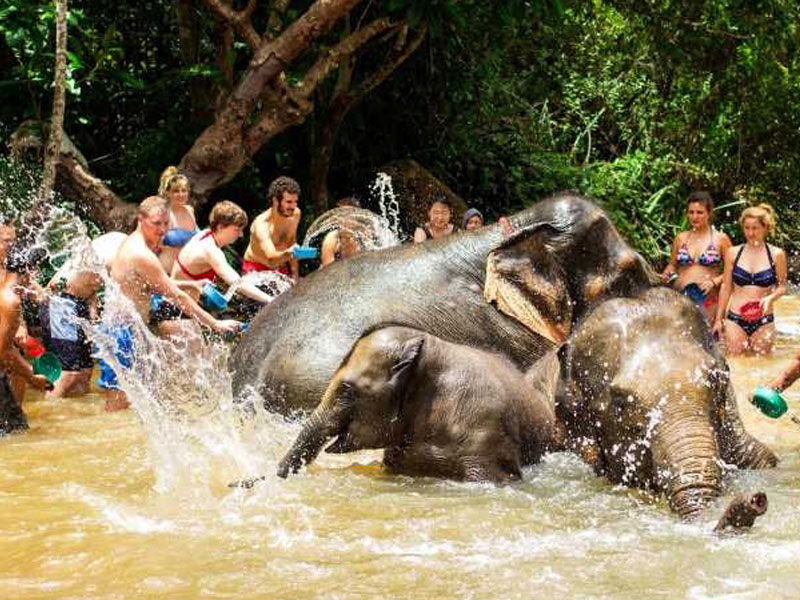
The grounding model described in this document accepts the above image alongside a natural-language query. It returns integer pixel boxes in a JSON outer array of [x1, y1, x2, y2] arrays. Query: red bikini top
[[176, 230, 218, 282]]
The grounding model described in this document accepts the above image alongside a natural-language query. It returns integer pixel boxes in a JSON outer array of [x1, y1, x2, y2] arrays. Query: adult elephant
[[230, 192, 656, 414], [557, 286, 777, 519]]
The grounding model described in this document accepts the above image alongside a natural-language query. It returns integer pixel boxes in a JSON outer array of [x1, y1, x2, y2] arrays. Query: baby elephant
[[277, 327, 556, 483]]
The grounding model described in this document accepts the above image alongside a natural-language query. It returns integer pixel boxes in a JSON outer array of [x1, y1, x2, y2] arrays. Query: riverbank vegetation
[[2, 0, 798, 264]]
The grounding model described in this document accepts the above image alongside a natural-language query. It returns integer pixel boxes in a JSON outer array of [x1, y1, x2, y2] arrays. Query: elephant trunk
[[714, 492, 768, 533], [653, 409, 722, 519], [277, 407, 339, 478]]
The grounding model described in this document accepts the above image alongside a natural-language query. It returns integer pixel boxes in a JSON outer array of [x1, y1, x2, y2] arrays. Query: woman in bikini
[[713, 203, 787, 355], [158, 166, 198, 273], [662, 191, 731, 321]]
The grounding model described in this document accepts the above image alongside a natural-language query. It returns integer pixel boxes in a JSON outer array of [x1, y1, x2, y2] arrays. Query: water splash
[[371, 172, 403, 240], [303, 206, 400, 254]]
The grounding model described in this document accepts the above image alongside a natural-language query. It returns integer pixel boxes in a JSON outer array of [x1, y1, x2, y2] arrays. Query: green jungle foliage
[[1, 0, 798, 266]]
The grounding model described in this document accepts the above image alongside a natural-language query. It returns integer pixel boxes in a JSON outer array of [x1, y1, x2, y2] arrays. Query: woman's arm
[[320, 231, 338, 268], [713, 246, 736, 332], [662, 232, 682, 281], [205, 245, 272, 304], [762, 246, 788, 313], [713, 232, 733, 288]]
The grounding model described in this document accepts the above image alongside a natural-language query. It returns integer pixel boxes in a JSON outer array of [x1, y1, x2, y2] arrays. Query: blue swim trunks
[[95, 325, 135, 391]]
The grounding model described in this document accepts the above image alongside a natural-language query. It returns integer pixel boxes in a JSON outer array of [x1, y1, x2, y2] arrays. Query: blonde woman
[[158, 166, 198, 272], [713, 204, 787, 355]]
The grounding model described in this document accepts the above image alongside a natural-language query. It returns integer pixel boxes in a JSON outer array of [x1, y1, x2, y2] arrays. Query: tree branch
[[297, 17, 398, 99], [204, 0, 261, 51]]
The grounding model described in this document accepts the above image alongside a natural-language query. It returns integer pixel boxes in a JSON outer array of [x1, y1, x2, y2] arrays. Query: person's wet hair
[[687, 191, 714, 218], [138, 196, 169, 217], [210, 200, 248, 230], [158, 166, 190, 199], [739, 203, 776, 233], [337, 196, 360, 208], [268, 176, 301, 203], [429, 196, 452, 211]]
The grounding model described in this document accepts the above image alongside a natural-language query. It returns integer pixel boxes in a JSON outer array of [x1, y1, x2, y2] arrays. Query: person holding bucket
[[156, 201, 272, 333], [0, 242, 51, 433], [662, 191, 731, 322], [712, 204, 787, 355]]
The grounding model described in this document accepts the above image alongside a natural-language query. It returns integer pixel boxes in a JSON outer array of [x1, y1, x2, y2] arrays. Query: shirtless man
[[243, 176, 301, 283], [43, 232, 126, 398], [101, 196, 239, 411], [0, 244, 49, 433]]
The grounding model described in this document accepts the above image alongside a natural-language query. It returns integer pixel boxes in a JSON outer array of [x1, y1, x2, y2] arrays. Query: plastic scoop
[[33, 352, 62, 384], [740, 301, 763, 321], [682, 283, 706, 306], [201, 283, 228, 312], [292, 245, 319, 260], [751, 386, 800, 426], [24, 337, 46, 358], [162, 229, 197, 247]]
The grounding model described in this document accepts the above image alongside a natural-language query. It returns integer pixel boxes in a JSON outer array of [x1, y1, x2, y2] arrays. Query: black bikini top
[[732, 244, 777, 288]]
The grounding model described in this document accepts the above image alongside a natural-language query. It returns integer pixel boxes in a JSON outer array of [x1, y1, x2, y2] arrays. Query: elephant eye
[[338, 381, 355, 403]]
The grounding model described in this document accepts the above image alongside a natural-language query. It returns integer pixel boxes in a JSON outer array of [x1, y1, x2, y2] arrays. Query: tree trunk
[[38, 0, 68, 204], [172, 0, 216, 123], [309, 23, 428, 215], [179, 0, 363, 206], [56, 156, 137, 231]]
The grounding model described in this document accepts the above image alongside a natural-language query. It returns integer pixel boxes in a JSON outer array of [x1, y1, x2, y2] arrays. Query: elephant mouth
[[325, 430, 354, 454]]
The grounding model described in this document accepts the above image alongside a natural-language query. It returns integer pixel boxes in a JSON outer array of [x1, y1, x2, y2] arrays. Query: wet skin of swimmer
[[662, 191, 731, 322], [713, 203, 787, 356], [157, 166, 198, 273], [243, 176, 301, 282], [103, 196, 240, 412], [0, 243, 50, 430]]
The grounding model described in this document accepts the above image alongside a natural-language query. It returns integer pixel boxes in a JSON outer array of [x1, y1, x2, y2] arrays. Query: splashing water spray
[[1, 165, 291, 505], [371, 172, 403, 240]]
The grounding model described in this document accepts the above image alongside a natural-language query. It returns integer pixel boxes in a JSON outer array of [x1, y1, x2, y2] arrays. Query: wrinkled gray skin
[[277, 327, 557, 482], [231, 192, 656, 414], [715, 492, 768, 533], [557, 286, 777, 519]]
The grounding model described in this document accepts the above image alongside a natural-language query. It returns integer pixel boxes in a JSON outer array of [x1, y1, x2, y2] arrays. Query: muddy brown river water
[[2, 298, 800, 600]]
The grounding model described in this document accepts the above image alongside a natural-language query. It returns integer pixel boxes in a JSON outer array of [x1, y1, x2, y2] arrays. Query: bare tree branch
[[298, 17, 398, 99], [39, 0, 68, 204], [204, 0, 261, 51]]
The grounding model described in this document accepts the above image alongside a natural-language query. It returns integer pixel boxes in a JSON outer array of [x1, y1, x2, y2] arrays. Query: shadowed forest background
[[1, 0, 799, 267]]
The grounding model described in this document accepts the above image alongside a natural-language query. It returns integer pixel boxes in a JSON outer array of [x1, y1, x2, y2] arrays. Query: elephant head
[[560, 287, 776, 519], [599, 343, 727, 517], [484, 193, 658, 346], [277, 329, 423, 478]]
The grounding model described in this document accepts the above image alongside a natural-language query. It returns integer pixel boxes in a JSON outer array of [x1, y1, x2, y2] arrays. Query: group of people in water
[[662, 192, 788, 356], [0, 173, 798, 432]]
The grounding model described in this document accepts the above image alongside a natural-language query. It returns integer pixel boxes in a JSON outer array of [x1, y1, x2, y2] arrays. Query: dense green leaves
[[1, 0, 799, 266]]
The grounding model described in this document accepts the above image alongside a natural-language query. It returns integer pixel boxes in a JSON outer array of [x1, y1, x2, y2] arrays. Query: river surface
[[2, 298, 800, 600]]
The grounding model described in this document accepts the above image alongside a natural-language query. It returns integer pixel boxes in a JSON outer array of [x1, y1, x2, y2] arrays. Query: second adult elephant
[[231, 192, 656, 414], [277, 327, 557, 482], [557, 287, 777, 519]]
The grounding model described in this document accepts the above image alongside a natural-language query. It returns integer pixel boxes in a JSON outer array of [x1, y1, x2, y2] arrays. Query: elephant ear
[[390, 336, 424, 385], [484, 225, 572, 345]]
